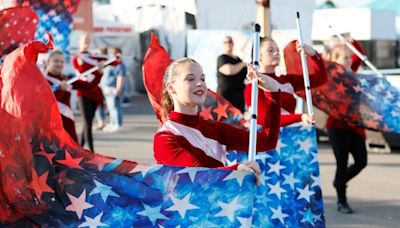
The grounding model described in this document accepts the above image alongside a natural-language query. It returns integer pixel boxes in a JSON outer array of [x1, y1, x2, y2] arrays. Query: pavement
[[75, 95, 400, 228]]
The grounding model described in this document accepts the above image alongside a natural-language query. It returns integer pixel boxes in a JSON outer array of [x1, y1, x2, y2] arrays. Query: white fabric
[[57, 101, 74, 121], [45, 75, 73, 91], [159, 120, 227, 165]]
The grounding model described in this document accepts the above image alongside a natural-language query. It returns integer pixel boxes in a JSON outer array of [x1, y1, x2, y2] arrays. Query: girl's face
[[168, 62, 207, 110], [47, 53, 64, 75], [259, 40, 280, 68], [333, 48, 352, 70]]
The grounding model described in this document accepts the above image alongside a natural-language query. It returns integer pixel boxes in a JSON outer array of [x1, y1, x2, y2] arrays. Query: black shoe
[[337, 202, 354, 214]]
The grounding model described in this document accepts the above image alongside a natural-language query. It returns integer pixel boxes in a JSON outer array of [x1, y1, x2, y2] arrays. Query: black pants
[[328, 128, 368, 204], [78, 96, 97, 152]]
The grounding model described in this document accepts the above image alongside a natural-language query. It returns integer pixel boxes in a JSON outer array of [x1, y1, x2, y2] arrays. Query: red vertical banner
[[72, 0, 92, 33]]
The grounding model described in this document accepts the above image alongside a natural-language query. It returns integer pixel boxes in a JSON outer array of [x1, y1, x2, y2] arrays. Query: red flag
[[0, 6, 38, 57], [283, 40, 316, 75], [0, 38, 138, 223], [142, 33, 174, 123]]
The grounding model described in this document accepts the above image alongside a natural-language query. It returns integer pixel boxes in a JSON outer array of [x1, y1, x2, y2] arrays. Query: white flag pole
[[67, 57, 117, 84], [51, 57, 117, 91], [248, 23, 261, 161], [296, 12, 314, 118], [328, 25, 385, 79]]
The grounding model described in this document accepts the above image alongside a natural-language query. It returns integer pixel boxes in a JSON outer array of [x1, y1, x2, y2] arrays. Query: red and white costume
[[245, 52, 327, 126], [45, 72, 101, 142], [154, 92, 281, 170], [72, 52, 108, 104]]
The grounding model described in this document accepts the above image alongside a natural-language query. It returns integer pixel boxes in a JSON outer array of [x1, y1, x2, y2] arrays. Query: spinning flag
[[284, 41, 400, 133], [16, 0, 81, 53], [0, 39, 258, 227], [0, 6, 38, 57], [143, 34, 326, 227]]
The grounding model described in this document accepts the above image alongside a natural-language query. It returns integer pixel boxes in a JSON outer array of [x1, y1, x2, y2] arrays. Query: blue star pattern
[[34, 8, 73, 54], [227, 123, 326, 227], [16, 1, 80, 54]]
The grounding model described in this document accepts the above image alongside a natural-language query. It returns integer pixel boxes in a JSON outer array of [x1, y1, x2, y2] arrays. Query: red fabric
[[18, 0, 81, 14], [0, 6, 38, 56], [283, 40, 328, 91], [154, 92, 280, 169], [46, 72, 100, 142], [0, 39, 138, 223], [243, 40, 327, 126], [142, 34, 174, 123], [244, 86, 301, 126], [326, 40, 366, 137], [72, 53, 105, 105], [62, 115, 78, 142], [351, 40, 365, 72]]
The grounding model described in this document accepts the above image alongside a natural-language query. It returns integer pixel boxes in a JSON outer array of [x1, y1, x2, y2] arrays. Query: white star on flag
[[282, 172, 301, 190], [258, 170, 270, 186], [176, 167, 208, 182], [237, 216, 252, 227], [55, 34, 64, 42], [275, 140, 287, 154], [50, 27, 58, 35], [310, 152, 319, 164], [137, 203, 168, 226], [78, 212, 108, 228], [165, 193, 199, 218], [222, 170, 247, 186], [267, 182, 286, 199], [311, 175, 321, 188], [226, 158, 237, 166], [267, 161, 285, 175], [297, 184, 315, 203], [53, 15, 61, 23], [41, 14, 49, 21], [299, 137, 313, 154], [270, 205, 288, 225], [65, 189, 94, 219], [89, 180, 119, 202], [129, 164, 162, 176], [215, 196, 246, 222]]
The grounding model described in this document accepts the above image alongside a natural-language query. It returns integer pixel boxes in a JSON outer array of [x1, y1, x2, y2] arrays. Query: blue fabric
[[105, 94, 123, 126], [227, 124, 326, 228]]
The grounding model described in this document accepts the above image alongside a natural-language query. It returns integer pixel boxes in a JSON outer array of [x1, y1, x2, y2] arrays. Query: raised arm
[[216, 91, 281, 152], [217, 55, 246, 76], [280, 52, 327, 91]]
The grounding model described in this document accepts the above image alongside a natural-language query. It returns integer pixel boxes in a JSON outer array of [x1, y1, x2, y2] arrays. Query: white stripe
[[45, 75, 62, 86], [79, 53, 101, 66], [57, 101, 74, 121], [45, 75, 73, 91], [159, 120, 227, 165]]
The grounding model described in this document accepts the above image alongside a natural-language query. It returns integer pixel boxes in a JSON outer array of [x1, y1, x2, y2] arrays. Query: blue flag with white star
[[16, 0, 81, 53], [227, 124, 326, 228]]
